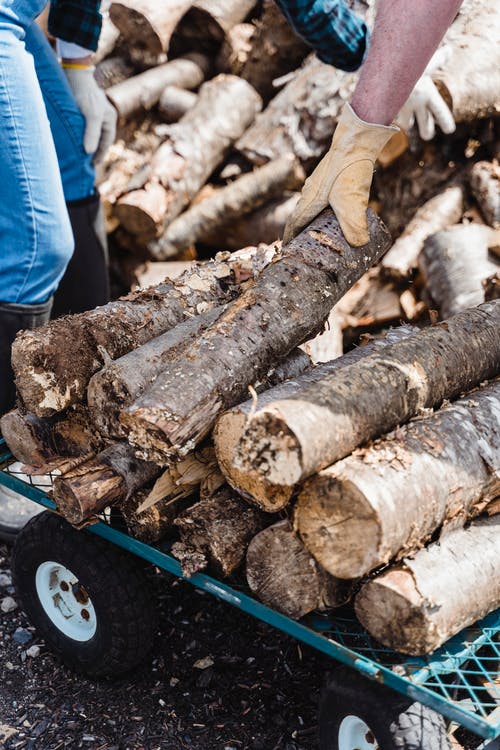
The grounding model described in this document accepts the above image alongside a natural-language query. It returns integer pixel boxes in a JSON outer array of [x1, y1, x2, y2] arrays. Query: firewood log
[[434, 0, 500, 123], [53, 444, 160, 526], [381, 186, 463, 280], [106, 54, 208, 120], [119, 489, 192, 543], [115, 75, 262, 239], [109, 0, 192, 66], [215, 23, 255, 76], [235, 55, 357, 168], [234, 301, 500, 506], [151, 155, 304, 259], [158, 86, 197, 122], [246, 520, 355, 619], [121, 208, 392, 462], [214, 326, 417, 511], [296, 379, 500, 579], [94, 9, 120, 64], [171, 486, 266, 577], [88, 308, 224, 439], [470, 161, 500, 228], [171, 0, 258, 55], [418, 224, 500, 319], [12, 245, 277, 417], [355, 517, 500, 655], [95, 56, 134, 90]]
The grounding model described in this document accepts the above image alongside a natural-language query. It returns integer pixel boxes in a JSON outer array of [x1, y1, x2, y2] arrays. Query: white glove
[[396, 46, 455, 141], [64, 67, 117, 163]]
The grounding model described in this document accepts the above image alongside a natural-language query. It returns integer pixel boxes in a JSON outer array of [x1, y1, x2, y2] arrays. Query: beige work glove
[[283, 103, 398, 247], [64, 67, 117, 164]]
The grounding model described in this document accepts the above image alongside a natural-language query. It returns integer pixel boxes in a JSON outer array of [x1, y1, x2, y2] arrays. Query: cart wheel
[[11, 511, 158, 678], [319, 665, 451, 750]]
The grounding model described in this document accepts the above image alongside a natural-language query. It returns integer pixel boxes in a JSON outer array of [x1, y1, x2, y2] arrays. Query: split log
[[53, 444, 160, 526], [246, 520, 355, 619], [95, 56, 135, 90], [434, 0, 500, 123], [470, 161, 500, 228], [215, 23, 255, 76], [158, 86, 197, 122], [106, 54, 208, 120], [12, 245, 277, 417], [119, 489, 192, 543], [122, 208, 392, 462], [214, 325, 417, 511], [235, 55, 357, 168], [171, 486, 267, 578], [108, 0, 192, 66], [418, 224, 500, 319], [171, 0, 258, 55], [234, 301, 500, 506], [381, 186, 463, 280], [296, 379, 500, 579], [355, 517, 500, 655], [0, 407, 100, 470], [202, 193, 300, 250], [151, 155, 304, 259], [98, 143, 153, 232], [115, 75, 262, 239], [87, 308, 224, 439]]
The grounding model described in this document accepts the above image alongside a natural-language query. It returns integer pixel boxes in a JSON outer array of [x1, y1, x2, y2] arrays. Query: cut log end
[[53, 466, 124, 526]]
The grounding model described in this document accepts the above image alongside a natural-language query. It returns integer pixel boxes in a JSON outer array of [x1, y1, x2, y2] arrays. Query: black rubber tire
[[11, 511, 158, 678], [319, 665, 451, 750]]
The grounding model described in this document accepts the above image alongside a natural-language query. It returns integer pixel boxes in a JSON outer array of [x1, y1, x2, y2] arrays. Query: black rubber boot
[[51, 191, 110, 318]]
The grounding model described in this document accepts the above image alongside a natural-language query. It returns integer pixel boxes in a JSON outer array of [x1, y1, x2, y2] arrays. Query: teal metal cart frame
[[1, 438, 499, 747]]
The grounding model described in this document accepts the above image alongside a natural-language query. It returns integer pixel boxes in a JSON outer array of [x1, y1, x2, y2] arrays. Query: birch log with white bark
[[470, 161, 500, 228], [296, 379, 500, 579], [234, 301, 500, 503], [158, 86, 197, 122], [355, 517, 500, 655]]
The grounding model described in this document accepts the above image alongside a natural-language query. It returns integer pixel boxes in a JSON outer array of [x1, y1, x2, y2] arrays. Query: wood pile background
[[4, 0, 500, 656]]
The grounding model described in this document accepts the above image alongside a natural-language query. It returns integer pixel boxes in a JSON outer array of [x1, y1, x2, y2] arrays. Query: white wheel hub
[[338, 715, 380, 750], [35, 561, 97, 641]]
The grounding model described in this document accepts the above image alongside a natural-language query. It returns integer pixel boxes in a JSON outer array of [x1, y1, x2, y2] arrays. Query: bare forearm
[[351, 0, 463, 124]]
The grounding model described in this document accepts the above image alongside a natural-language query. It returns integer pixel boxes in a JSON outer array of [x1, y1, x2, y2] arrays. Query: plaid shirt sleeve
[[48, 1, 102, 52], [275, 0, 369, 71]]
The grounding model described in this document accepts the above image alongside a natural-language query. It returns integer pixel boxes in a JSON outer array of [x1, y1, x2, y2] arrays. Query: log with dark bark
[[484, 273, 500, 301], [246, 520, 355, 620], [53, 443, 160, 526], [418, 224, 499, 319], [115, 75, 262, 240], [87, 307, 224, 439], [470, 161, 500, 228], [171, 0, 258, 55], [234, 301, 500, 505], [151, 155, 304, 259], [381, 186, 463, 280], [355, 517, 500, 655], [214, 326, 417, 511], [0, 407, 100, 470], [119, 489, 192, 543], [171, 486, 266, 577], [12, 245, 277, 417], [121, 209, 392, 462], [106, 54, 209, 120], [296, 379, 500, 579], [158, 86, 197, 122], [434, 0, 500, 123]]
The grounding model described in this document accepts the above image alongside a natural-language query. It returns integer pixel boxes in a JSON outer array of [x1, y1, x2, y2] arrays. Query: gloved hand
[[395, 46, 455, 141], [283, 103, 398, 247], [63, 66, 117, 163]]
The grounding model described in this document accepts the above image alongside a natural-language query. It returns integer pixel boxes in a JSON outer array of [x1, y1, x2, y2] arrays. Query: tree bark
[[12, 244, 277, 417], [171, 0, 258, 55], [417, 224, 500, 319], [151, 155, 304, 259], [434, 0, 500, 123], [171, 486, 267, 577], [470, 161, 500, 228], [235, 55, 357, 168], [484, 273, 500, 301], [119, 489, 192, 543], [214, 326, 417, 511], [88, 308, 224, 439], [245, 520, 355, 620], [355, 517, 500, 655], [115, 75, 262, 239], [234, 301, 500, 502], [381, 187, 463, 281], [106, 54, 208, 120], [53, 443, 160, 526], [158, 86, 197, 122], [121, 208, 392, 462], [296, 379, 500, 580]]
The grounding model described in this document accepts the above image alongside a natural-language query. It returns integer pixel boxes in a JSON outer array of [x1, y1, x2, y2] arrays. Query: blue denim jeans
[[0, 0, 95, 304]]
